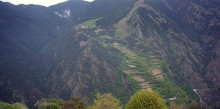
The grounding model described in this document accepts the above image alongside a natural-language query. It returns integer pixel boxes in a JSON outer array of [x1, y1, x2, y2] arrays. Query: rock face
[[0, 0, 219, 108]]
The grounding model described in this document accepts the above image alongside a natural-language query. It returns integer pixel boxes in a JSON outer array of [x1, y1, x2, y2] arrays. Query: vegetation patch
[[0, 102, 28, 109], [99, 35, 112, 39], [111, 41, 199, 105], [82, 18, 103, 29]]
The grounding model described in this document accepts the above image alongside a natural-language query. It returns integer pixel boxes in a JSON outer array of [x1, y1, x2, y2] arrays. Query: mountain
[[0, 0, 137, 107], [0, 0, 220, 108], [115, 0, 220, 107]]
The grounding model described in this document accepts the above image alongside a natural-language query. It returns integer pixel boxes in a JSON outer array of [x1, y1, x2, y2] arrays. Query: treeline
[[0, 90, 207, 109]]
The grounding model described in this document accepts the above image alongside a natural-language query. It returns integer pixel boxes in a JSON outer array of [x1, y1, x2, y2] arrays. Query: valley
[[0, 0, 220, 108]]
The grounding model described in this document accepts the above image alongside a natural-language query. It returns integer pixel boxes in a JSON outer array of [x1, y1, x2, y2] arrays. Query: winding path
[[193, 89, 202, 103]]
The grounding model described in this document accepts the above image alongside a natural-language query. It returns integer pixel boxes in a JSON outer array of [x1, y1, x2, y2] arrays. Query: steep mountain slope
[[0, 0, 137, 107], [41, 27, 134, 104], [115, 0, 220, 108], [0, 0, 88, 106], [0, 1, 60, 105], [0, 0, 219, 108], [160, 0, 220, 107]]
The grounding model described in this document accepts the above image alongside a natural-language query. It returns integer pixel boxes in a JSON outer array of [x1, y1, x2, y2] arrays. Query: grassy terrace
[[82, 18, 103, 29], [99, 35, 112, 39], [112, 42, 163, 89], [112, 42, 193, 104], [75, 18, 103, 30]]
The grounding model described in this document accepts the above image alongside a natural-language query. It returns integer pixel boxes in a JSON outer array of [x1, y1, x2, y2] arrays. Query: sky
[[0, 0, 94, 7]]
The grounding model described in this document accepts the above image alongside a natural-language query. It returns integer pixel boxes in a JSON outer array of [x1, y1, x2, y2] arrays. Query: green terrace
[[112, 42, 195, 105], [76, 18, 103, 30]]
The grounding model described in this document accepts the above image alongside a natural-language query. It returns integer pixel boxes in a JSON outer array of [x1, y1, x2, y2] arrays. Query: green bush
[[50, 98, 64, 106], [0, 102, 28, 109], [125, 90, 168, 109], [12, 103, 28, 109], [89, 93, 122, 109], [0, 102, 14, 109]]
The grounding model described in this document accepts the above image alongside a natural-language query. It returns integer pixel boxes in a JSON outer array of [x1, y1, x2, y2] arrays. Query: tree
[[50, 98, 64, 106], [0, 102, 14, 109], [89, 93, 122, 109], [0, 102, 28, 109], [41, 103, 61, 109], [62, 96, 87, 109], [125, 90, 168, 109], [12, 103, 28, 109]]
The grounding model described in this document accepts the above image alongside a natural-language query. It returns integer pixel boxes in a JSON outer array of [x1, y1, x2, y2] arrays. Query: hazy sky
[[1, 0, 94, 7]]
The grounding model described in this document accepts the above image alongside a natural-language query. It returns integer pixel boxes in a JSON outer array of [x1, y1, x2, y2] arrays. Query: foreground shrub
[[125, 90, 168, 109], [62, 96, 86, 109], [89, 93, 122, 109], [0, 102, 28, 109]]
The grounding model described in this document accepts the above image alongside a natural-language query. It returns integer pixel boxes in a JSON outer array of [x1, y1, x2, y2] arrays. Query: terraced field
[[74, 15, 200, 104], [113, 42, 164, 90], [86, 25, 198, 103]]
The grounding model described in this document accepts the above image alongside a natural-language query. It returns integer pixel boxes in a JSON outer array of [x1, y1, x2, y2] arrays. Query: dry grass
[[152, 69, 162, 75], [133, 76, 145, 82], [80, 41, 87, 47], [139, 82, 152, 89], [152, 69, 164, 80], [128, 65, 136, 68]]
